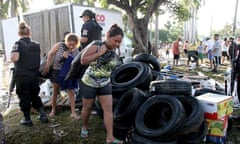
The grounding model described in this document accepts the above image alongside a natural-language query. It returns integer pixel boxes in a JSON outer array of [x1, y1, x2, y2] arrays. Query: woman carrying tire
[[79, 24, 124, 144]]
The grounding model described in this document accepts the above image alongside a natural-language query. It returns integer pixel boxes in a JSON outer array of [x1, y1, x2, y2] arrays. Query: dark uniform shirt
[[80, 20, 101, 50], [229, 41, 238, 61], [12, 37, 41, 76]]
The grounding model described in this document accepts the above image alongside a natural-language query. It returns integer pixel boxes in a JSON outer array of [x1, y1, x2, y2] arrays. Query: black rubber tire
[[227, 116, 233, 132], [113, 122, 133, 141], [160, 71, 184, 78], [177, 120, 208, 144], [65, 51, 89, 80], [95, 98, 119, 119], [114, 88, 147, 126], [130, 130, 177, 144], [150, 79, 192, 96], [135, 95, 186, 138], [152, 70, 163, 81], [175, 95, 204, 134], [132, 53, 161, 72], [111, 61, 152, 93]]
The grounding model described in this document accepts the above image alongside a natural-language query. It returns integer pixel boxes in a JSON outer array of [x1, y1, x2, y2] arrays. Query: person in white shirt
[[221, 38, 229, 64], [204, 37, 214, 69], [197, 41, 204, 64], [211, 34, 221, 72]]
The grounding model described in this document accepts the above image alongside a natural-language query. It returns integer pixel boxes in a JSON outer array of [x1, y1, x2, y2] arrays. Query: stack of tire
[[95, 53, 207, 143], [111, 53, 162, 141], [131, 80, 207, 144]]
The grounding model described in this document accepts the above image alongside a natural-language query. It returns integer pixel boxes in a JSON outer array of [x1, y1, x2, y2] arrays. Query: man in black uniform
[[11, 21, 48, 126], [228, 37, 238, 95], [79, 9, 102, 50], [76, 9, 102, 104]]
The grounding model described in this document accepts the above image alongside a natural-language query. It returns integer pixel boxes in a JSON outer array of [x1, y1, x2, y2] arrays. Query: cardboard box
[[196, 93, 233, 119], [206, 116, 228, 136]]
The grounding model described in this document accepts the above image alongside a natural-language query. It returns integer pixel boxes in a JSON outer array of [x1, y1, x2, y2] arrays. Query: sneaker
[[20, 118, 33, 126], [39, 114, 49, 123], [211, 69, 217, 72]]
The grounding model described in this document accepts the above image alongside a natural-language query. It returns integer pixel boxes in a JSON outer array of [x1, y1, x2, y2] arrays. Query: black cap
[[80, 9, 94, 18]]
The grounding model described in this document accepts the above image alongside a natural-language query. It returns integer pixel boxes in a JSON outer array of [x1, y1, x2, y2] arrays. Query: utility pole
[[233, 0, 239, 37], [155, 13, 159, 49]]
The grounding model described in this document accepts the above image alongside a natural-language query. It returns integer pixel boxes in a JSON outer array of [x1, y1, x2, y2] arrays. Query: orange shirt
[[172, 41, 180, 55]]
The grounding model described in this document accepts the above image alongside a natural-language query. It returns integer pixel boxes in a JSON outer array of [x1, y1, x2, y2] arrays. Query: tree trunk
[[106, 0, 170, 55], [129, 16, 149, 55], [10, 0, 17, 17], [152, 13, 159, 57]]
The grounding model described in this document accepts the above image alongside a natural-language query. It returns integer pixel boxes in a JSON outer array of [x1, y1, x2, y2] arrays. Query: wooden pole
[[233, 0, 239, 37]]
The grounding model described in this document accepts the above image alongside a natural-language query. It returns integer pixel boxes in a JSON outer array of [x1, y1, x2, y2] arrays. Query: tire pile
[[95, 54, 207, 144]]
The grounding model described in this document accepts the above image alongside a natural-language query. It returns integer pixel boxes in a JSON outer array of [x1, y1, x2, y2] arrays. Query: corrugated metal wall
[[23, 5, 71, 56]]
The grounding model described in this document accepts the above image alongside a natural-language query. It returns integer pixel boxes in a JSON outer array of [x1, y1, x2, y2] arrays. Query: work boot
[[20, 118, 33, 126], [38, 107, 49, 123]]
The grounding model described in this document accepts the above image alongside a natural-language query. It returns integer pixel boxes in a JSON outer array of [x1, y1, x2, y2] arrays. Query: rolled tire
[[113, 122, 133, 141], [177, 120, 208, 144], [176, 95, 204, 134], [111, 61, 152, 94], [130, 130, 177, 144], [152, 70, 163, 81], [64, 51, 88, 80], [132, 53, 161, 72], [160, 71, 184, 78], [95, 98, 119, 119], [114, 88, 147, 126], [135, 95, 186, 138], [150, 79, 192, 96]]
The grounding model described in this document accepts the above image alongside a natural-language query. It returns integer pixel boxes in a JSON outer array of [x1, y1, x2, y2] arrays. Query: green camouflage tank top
[[82, 49, 122, 88]]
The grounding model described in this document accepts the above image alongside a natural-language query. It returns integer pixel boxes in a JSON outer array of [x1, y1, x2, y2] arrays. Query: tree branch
[[107, 0, 131, 11], [144, 0, 169, 22]]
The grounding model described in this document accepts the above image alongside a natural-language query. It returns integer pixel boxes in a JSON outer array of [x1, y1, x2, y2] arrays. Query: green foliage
[[53, 0, 70, 5], [158, 29, 169, 42], [210, 22, 240, 38], [0, 2, 9, 18], [172, 3, 191, 21], [0, 0, 30, 18], [97, 0, 108, 8], [53, 0, 95, 6], [157, 20, 183, 43]]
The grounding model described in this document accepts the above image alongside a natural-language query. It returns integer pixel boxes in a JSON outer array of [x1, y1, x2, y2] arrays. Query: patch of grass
[[173, 65, 226, 83], [3, 108, 106, 144]]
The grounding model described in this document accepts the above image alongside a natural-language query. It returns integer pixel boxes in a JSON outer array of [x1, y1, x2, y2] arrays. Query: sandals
[[70, 114, 80, 120], [106, 139, 123, 144], [49, 111, 56, 117], [80, 129, 89, 138]]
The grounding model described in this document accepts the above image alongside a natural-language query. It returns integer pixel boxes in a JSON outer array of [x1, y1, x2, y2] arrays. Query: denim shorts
[[80, 81, 112, 99]]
